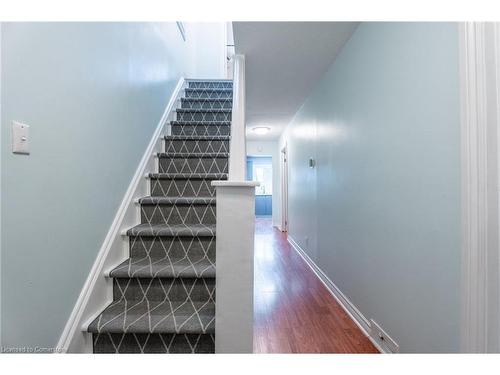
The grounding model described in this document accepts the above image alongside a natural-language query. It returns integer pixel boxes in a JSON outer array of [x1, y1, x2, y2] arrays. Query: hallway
[[253, 218, 378, 353]]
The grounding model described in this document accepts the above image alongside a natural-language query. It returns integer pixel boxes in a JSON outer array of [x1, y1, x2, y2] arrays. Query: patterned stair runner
[[88, 80, 232, 353]]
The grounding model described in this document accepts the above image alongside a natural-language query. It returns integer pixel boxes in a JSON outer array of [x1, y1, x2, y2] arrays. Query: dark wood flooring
[[253, 217, 379, 353]]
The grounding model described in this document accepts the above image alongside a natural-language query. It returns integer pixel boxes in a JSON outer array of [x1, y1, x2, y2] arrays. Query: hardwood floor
[[253, 217, 378, 353]]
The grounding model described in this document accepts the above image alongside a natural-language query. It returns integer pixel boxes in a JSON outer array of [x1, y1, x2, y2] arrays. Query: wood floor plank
[[253, 218, 379, 354]]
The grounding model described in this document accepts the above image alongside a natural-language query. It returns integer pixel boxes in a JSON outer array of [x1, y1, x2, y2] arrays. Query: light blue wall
[[0, 22, 224, 349], [280, 23, 460, 352]]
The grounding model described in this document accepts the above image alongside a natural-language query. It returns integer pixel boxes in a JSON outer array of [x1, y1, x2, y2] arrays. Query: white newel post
[[212, 54, 257, 353], [212, 181, 258, 353], [227, 55, 247, 181]]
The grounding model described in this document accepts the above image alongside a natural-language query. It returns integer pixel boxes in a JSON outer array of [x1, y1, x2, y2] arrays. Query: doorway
[[280, 144, 288, 232], [246, 156, 273, 217]]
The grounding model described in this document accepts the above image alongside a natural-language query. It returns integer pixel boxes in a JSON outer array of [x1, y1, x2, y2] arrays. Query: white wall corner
[[459, 22, 500, 353], [56, 77, 185, 353]]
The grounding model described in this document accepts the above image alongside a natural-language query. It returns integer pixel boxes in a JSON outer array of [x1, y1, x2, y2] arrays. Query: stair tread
[[185, 87, 232, 92], [164, 135, 230, 140], [139, 196, 216, 205], [149, 172, 228, 180], [181, 98, 233, 102], [88, 299, 215, 334], [170, 121, 231, 125], [176, 108, 231, 113], [127, 223, 216, 237], [109, 257, 215, 278], [187, 79, 232, 82], [157, 152, 229, 158]]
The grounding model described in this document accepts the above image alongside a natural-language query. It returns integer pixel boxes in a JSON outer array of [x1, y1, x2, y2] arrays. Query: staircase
[[87, 80, 233, 353]]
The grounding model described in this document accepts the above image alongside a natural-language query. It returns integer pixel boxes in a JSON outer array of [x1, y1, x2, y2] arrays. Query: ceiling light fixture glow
[[252, 126, 271, 135]]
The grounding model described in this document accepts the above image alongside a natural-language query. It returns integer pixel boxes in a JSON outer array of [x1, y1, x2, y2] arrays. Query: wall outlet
[[305, 236, 309, 248], [369, 319, 399, 353]]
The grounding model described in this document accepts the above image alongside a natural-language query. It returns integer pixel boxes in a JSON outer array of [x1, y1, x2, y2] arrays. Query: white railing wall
[[228, 55, 247, 180], [212, 54, 258, 353]]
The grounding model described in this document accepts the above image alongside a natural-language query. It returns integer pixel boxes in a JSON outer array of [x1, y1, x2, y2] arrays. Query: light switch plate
[[12, 121, 30, 154]]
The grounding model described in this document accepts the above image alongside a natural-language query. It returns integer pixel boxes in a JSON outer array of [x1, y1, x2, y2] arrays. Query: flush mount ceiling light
[[252, 126, 271, 135]]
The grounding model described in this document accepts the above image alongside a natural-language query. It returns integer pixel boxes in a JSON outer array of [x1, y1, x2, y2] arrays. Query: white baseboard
[[287, 235, 391, 353], [56, 78, 185, 353]]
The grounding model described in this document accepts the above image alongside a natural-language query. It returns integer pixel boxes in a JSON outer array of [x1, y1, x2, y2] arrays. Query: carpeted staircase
[[87, 80, 233, 353]]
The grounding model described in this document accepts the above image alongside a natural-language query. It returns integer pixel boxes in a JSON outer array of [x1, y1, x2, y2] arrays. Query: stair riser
[[181, 100, 232, 110], [93, 333, 215, 353], [129, 235, 215, 261], [188, 82, 232, 89], [185, 90, 232, 99], [158, 157, 228, 174], [176, 111, 231, 122], [164, 139, 229, 153], [171, 124, 231, 137], [150, 178, 217, 197], [114, 278, 215, 302], [141, 204, 216, 225]]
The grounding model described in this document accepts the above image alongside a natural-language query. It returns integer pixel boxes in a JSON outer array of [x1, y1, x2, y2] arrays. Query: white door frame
[[280, 144, 289, 232], [0, 23, 3, 348], [459, 22, 500, 353]]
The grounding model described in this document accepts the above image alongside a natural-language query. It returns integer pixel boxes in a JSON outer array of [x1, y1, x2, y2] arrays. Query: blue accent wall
[[247, 156, 273, 216], [255, 195, 272, 217], [246, 159, 253, 181]]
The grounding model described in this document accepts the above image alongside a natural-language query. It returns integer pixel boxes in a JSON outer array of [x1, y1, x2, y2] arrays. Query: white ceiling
[[233, 22, 359, 140]]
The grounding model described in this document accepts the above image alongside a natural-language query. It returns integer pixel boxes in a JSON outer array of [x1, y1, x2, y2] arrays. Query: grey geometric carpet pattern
[[88, 80, 232, 353], [93, 333, 215, 354]]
